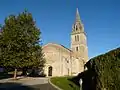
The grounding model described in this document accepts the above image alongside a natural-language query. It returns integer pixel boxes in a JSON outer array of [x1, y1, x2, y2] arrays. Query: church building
[[42, 8, 88, 77]]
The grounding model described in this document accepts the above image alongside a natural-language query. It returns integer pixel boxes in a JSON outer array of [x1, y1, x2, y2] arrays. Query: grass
[[50, 76, 80, 90]]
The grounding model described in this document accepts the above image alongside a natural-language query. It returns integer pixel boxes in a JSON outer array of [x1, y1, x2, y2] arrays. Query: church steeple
[[71, 8, 88, 62], [70, 8, 88, 75], [72, 8, 84, 34], [76, 8, 81, 22]]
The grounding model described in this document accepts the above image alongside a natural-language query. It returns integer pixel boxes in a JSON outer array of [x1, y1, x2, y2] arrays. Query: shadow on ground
[[68, 70, 95, 90], [0, 82, 35, 90], [0, 82, 57, 90]]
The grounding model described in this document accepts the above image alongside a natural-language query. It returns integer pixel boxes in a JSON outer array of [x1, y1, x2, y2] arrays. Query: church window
[[77, 35, 79, 41], [76, 47, 79, 51], [75, 35, 79, 41], [75, 36, 77, 41], [74, 25, 75, 29], [76, 26, 78, 31]]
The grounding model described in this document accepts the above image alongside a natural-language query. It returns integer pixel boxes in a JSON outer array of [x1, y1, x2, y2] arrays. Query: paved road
[[0, 77, 58, 90]]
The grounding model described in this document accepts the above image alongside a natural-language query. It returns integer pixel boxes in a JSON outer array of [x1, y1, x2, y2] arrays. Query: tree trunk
[[14, 68, 17, 79]]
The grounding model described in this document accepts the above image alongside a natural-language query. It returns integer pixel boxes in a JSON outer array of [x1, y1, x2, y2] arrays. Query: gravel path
[[0, 77, 58, 90]]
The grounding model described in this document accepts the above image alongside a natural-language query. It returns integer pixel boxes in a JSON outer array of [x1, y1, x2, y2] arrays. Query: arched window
[[48, 66, 52, 76], [74, 24, 75, 29], [76, 26, 78, 31], [76, 47, 79, 51], [77, 35, 79, 41], [75, 36, 77, 41]]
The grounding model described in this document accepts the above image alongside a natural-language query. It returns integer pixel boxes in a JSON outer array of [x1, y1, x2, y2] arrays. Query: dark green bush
[[86, 47, 120, 90]]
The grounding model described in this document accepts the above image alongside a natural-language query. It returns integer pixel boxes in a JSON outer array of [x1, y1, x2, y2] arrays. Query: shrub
[[85, 47, 120, 90]]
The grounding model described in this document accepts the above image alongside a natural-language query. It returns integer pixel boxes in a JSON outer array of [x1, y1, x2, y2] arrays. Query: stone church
[[42, 8, 88, 77]]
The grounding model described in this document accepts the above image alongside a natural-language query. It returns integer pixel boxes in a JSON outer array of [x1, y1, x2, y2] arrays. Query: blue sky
[[0, 0, 120, 59]]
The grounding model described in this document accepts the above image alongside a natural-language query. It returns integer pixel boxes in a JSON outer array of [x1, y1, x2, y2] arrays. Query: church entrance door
[[48, 66, 52, 76]]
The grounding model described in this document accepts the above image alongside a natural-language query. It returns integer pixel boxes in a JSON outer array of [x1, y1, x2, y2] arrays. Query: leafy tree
[[0, 10, 45, 79]]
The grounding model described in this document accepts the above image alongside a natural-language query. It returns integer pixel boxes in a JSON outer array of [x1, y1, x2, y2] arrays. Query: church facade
[[42, 8, 88, 77]]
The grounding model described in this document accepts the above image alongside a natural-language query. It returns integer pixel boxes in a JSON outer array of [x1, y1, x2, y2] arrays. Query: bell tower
[[71, 8, 88, 62]]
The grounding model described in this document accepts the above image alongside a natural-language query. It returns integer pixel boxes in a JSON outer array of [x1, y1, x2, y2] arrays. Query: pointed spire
[[76, 8, 81, 22]]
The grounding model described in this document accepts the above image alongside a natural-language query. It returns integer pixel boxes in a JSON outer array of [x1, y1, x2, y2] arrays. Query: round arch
[[48, 66, 52, 76]]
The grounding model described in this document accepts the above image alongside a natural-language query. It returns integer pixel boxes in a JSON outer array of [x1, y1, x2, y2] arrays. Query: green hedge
[[86, 47, 120, 90]]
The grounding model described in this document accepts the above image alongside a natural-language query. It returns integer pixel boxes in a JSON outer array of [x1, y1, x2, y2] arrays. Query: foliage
[[86, 47, 120, 90], [0, 11, 45, 73], [50, 77, 80, 90]]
